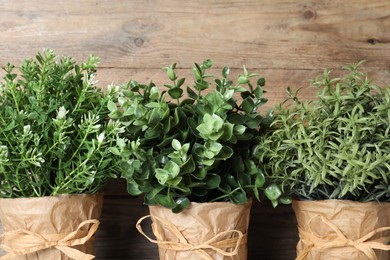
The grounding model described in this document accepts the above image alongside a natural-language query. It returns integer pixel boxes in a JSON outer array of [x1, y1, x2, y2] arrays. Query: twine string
[[136, 215, 246, 260], [0, 219, 100, 260], [296, 214, 390, 260]]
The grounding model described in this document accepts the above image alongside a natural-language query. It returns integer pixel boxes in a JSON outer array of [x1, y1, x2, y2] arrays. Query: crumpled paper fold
[[293, 199, 390, 260], [0, 193, 103, 260], [137, 199, 252, 260]]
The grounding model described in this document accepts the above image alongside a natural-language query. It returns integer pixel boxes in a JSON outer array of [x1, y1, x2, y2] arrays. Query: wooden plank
[[1, 67, 388, 110], [95, 189, 299, 260], [95, 67, 390, 111], [0, 1, 389, 259], [95, 180, 299, 259], [0, 0, 389, 69]]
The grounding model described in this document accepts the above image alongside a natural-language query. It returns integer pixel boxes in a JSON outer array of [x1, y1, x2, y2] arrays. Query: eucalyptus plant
[[0, 50, 123, 198], [109, 60, 272, 212], [256, 62, 390, 207]]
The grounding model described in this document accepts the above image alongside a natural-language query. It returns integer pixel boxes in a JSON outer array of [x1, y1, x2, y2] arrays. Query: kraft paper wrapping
[[0, 193, 103, 260], [137, 199, 252, 260], [292, 199, 390, 260]]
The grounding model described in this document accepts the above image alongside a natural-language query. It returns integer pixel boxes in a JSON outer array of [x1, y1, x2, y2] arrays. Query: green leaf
[[270, 200, 278, 208], [172, 139, 181, 151], [246, 116, 262, 129], [222, 67, 230, 78], [230, 190, 248, 204], [215, 146, 234, 160], [226, 174, 238, 188], [254, 86, 263, 99], [107, 100, 117, 112], [244, 160, 258, 175], [202, 59, 213, 69], [227, 114, 246, 125], [205, 141, 222, 153], [192, 167, 208, 180], [109, 147, 121, 156], [172, 197, 191, 213], [255, 171, 265, 188], [253, 187, 260, 201], [193, 63, 202, 80], [155, 194, 177, 208], [232, 155, 244, 173], [233, 125, 246, 135], [149, 86, 160, 100], [265, 184, 282, 201], [164, 67, 176, 81], [238, 174, 251, 186], [166, 161, 180, 176], [257, 77, 265, 87], [180, 156, 195, 174], [5, 121, 16, 131], [146, 186, 165, 201], [242, 97, 255, 114], [220, 123, 234, 141], [176, 78, 186, 88], [238, 75, 249, 84], [127, 182, 142, 196], [194, 80, 210, 91], [147, 109, 163, 125], [192, 188, 208, 197], [155, 169, 169, 185], [280, 196, 292, 205], [206, 174, 221, 189], [168, 87, 183, 99], [187, 86, 198, 99]]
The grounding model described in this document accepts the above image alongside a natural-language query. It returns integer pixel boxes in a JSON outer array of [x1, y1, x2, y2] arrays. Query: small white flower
[[97, 132, 105, 145], [0, 145, 8, 157], [23, 125, 31, 135], [56, 106, 68, 120]]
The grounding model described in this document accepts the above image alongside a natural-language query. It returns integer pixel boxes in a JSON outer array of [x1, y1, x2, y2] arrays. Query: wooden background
[[1, 1, 390, 259]]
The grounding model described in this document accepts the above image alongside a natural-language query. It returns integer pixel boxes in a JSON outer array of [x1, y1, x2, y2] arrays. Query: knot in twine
[[0, 219, 99, 260], [136, 215, 246, 260], [296, 215, 390, 260]]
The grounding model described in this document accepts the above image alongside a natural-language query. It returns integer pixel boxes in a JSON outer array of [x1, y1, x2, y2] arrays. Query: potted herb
[[109, 60, 272, 259], [255, 63, 390, 259], [0, 50, 122, 259]]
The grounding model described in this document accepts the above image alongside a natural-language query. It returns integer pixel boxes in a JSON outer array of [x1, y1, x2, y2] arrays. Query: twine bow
[[136, 215, 246, 260], [296, 215, 390, 260], [0, 219, 99, 260]]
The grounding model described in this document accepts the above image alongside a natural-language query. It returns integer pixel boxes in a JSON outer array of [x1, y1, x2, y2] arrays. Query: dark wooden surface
[[94, 180, 299, 260], [1, 1, 390, 259]]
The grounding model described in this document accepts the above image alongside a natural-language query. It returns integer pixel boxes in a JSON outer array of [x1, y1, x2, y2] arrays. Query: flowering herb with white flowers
[[0, 50, 122, 198], [109, 60, 273, 212]]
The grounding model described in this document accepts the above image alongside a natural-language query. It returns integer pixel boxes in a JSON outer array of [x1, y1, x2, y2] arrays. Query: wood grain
[[0, 0, 390, 70], [96, 67, 390, 112], [1, 0, 390, 259], [95, 179, 299, 260]]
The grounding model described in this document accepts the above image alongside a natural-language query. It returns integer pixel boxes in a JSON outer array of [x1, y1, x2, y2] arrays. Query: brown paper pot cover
[[143, 199, 252, 260], [292, 199, 390, 260], [0, 193, 103, 260]]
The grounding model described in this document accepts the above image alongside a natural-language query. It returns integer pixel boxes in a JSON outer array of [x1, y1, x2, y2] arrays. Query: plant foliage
[[110, 60, 272, 212], [0, 50, 122, 198], [256, 63, 390, 206]]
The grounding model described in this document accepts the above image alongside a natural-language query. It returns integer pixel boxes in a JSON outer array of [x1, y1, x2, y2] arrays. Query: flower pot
[[0, 193, 103, 260], [137, 199, 252, 260], [293, 199, 390, 260]]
